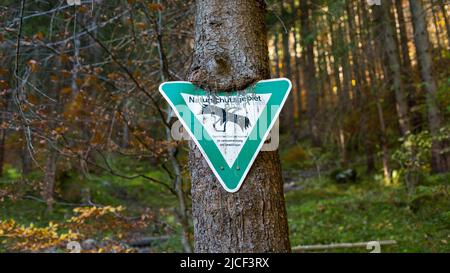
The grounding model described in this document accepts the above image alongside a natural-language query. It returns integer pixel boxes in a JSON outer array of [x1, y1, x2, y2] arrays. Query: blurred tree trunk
[[347, 1, 375, 173], [42, 51, 61, 213], [43, 146, 57, 212], [20, 143, 32, 176], [317, 36, 330, 105], [188, 0, 290, 253], [409, 0, 449, 173], [153, 2, 193, 253], [438, 2, 450, 43], [339, 21, 352, 110], [291, 0, 301, 130], [300, 0, 320, 145], [379, 1, 411, 136], [274, 32, 281, 78], [394, 0, 414, 73], [364, 1, 391, 182], [394, 0, 421, 131], [0, 122, 5, 178], [120, 102, 130, 148], [431, 3, 443, 49], [280, 3, 294, 134], [328, 17, 347, 165], [0, 86, 7, 177]]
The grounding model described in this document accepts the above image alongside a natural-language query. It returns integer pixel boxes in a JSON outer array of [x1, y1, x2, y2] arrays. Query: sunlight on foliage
[[0, 206, 151, 253]]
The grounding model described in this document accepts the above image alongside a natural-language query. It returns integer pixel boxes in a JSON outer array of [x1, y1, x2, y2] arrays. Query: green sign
[[159, 78, 291, 192]]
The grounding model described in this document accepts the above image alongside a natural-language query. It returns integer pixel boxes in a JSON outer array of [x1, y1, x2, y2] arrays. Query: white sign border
[[159, 78, 292, 193]]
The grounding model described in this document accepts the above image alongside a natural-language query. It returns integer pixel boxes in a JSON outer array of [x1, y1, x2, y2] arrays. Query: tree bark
[[379, 1, 411, 136], [153, 3, 193, 252], [273, 32, 281, 78], [43, 145, 57, 212], [189, 0, 270, 92], [431, 3, 443, 49], [0, 91, 7, 177], [300, 0, 320, 145], [394, 0, 421, 131], [188, 0, 290, 253], [0, 122, 5, 178], [328, 17, 347, 165], [409, 0, 449, 173], [21, 141, 32, 175], [280, 2, 294, 134], [438, 1, 450, 44], [347, 1, 375, 173], [291, 0, 302, 128], [365, 1, 392, 182]]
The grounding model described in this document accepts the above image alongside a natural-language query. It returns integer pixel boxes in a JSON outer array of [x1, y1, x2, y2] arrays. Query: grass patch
[[286, 177, 450, 252]]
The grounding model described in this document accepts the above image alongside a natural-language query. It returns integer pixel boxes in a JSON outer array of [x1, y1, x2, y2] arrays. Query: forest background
[[0, 0, 449, 253]]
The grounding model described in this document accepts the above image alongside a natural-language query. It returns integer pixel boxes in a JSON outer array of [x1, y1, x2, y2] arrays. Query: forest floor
[[1, 145, 449, 253], [282, 143, 450, 253], [285, 174, 450, 252]]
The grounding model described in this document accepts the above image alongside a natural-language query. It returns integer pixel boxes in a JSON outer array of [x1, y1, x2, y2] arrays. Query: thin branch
[[14, 0, 26, 88], [74, 18, 171, 129]]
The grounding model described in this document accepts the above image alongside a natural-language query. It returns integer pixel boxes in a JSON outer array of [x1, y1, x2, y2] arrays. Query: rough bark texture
[[188, 0, 291, 253], [409, 0, 449, 173], [189, 0, 270, 92]]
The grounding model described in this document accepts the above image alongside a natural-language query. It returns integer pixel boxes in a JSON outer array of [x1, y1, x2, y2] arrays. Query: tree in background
[[409, 0, 449, 173]]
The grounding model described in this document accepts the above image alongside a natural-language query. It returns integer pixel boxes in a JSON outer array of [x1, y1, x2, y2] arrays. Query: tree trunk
[[291, 0, 302, 129], [363, 1, 391, 181], [431, 3, 443, 49], [328, 17, 347, 165], [273, 32, 281, 78], [0, 92, 7, 177], [43, 145, 57, 212], [188, 0, 290, 253], [21, 141, 32, 176], [337, 20, 351, 108], [317, 36, 330, 106], [438, 1, 450, 44], [409, 0, 449, 173], [367, 29, 392, 183], [42, 46, 62, 213], [300, 0, 320, 145], [347, 0, 375, 173], [0, 124, 5, 178], [379, 1, 411, 136], [280, 3, 294, 134], [154, 3, 193, 253], [394, 0, 421, 131]]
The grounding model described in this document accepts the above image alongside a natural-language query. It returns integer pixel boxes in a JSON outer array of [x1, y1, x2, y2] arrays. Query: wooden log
[[127, 236, 171, 248], [292, 240, 397, 252]]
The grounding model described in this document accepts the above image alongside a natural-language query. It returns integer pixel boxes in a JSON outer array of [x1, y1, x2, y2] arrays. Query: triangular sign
[[159, 78, 292, 193]]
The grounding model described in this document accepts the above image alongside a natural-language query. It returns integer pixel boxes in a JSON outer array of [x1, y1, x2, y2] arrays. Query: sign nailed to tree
[[159, 78, 292, 192]]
